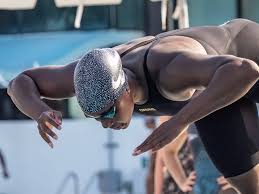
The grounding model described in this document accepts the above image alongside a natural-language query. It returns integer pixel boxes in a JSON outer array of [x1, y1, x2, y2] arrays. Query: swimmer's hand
[[133, 118, 187, 156], [179, 171, 196, 192], [96, 118, 128, 130], [217, 176, 234, 191], [36, 110, 62, 148]]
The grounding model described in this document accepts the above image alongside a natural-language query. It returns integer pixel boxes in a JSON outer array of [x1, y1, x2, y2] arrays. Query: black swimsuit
[[121, 18, 259, 178], [134, 46, 189, 116]]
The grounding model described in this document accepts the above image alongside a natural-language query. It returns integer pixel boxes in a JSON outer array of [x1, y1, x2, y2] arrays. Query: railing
[[56, 171, 97, 194], [81, 173, 97, 194], [55, 172, 80, 194]]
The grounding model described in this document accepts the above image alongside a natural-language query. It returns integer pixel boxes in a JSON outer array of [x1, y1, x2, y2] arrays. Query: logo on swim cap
[[74, 48, 129, 114], [112, 69, 125, 90]]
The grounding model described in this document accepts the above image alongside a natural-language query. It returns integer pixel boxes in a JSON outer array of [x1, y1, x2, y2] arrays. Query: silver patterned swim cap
[[74, 48, 128, 114]]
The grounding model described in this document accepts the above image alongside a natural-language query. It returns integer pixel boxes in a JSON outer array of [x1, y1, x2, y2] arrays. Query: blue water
[[0, 30, 143, 81]]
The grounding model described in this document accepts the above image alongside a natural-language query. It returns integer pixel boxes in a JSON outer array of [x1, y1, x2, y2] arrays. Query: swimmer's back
[[156, 19, 259, 63]]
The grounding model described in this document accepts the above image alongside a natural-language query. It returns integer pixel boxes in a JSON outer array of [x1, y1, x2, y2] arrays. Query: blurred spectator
[[145, 116, 157, 194], [149, 116, 237, 194], [155, 116, 194, 194]]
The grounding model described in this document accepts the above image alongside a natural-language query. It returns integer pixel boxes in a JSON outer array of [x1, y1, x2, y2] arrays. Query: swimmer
[[8, 18, 259, 193]]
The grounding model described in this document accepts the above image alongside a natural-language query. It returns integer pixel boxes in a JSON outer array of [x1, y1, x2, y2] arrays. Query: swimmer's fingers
[[38, 125, 53, 148], [151, 136, 172, 153], [110, 122, 127, 130], [122, 123, 128, 129], [37, 110, 62, 130], [133, 122, 177, 155], [36, 110, 63, 148], [100, 119, 113, 128], [180, 183, 193, 192], [217, 176, 228, 185], [133, 136, 155, 155], [40, 123, 58, 140], [53, 110, 62, 124], [133, 128, 165, 155], [188, 171, 196, 181], [187, 180, 195, 186], [133, 119, 188, 156], [46, 111, 62, 129], [110, 123, 121, 130], [100, 119, 127, 130], [45, 116, 61, 130], [134, 135, 166, 155], [217, 176, 233, 190], [184, 185, 193, 192], [184, 171, 196, 186]]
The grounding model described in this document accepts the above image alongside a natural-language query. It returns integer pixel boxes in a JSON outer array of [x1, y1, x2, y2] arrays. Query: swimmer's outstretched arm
[[134, 53, 259, 155], [8, 61, 77, 147], [175, 54, 259, 124]]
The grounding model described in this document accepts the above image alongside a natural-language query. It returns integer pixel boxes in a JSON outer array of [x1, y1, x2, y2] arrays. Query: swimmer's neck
[[124, 69, 147, 104]]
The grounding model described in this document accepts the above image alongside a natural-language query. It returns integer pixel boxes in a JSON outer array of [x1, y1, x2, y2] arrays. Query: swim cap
[[74, 48, 128, 114]]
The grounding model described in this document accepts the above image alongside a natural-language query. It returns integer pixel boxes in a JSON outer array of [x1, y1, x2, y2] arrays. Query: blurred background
[[0, 0, 258, 194]]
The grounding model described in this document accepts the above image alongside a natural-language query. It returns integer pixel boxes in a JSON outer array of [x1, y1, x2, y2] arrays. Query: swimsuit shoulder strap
[[142, 38, 161, 98], [120, 37, 156, 57]]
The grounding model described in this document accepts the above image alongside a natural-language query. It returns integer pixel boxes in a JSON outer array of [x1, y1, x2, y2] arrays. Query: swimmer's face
[[86, 89, 134, 129]]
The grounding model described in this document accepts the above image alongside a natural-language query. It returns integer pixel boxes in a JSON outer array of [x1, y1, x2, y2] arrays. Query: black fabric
[[133, 45, 259, 177], [195, 98, 259, 177], [134, 46, 189, 116], [246, 81, 259, 102], [121, 19, 259, 177]]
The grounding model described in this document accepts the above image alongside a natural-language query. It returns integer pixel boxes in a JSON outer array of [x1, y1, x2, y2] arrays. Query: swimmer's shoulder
[[113, 36, 155, 56]]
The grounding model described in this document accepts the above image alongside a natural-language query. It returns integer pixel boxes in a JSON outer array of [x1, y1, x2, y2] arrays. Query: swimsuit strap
[[120, 38, 156, 57]]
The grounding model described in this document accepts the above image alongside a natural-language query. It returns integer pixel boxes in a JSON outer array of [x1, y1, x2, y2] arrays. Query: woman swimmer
[[8, 18, 259, 193]]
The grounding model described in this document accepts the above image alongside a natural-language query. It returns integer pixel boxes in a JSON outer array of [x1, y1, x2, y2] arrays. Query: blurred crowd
[[144, 116, 238, 194]]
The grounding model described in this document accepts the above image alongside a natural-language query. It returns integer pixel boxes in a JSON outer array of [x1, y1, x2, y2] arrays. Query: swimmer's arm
[[7, 61, 77, 120], [173, 53, 259, 125], [133, 54, 259, 155]]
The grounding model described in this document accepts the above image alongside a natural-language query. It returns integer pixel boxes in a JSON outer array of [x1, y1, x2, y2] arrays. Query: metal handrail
[[56, 171, 97, 194], [56, 172, 80, 194], [81, 173, 97, 194]]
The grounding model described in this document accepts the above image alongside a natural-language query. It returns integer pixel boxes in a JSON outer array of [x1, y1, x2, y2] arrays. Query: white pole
[[74, 3, 84, 29], [161, 0, 168, 30], [172, 0, 189, 28]]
